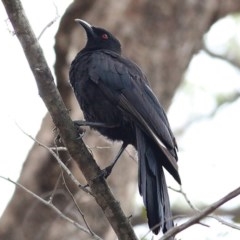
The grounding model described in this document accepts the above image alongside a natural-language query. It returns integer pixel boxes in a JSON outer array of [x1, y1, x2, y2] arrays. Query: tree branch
[[0, 176, 102, 240], [37, 9, 59, 40], [203, 42, 240, 70], [174, 90, 240, 137], [15, 121, 92, 195], [160, 186, 240, 240], [1, 0, 137, 239], [170, 186, 240, 231]]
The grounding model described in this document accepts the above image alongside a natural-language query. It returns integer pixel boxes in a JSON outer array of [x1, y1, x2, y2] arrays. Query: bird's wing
[[89, 51, 179, 174]]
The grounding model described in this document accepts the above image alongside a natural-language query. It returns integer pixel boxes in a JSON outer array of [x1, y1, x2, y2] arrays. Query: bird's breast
[[73, 76, 135, 145]]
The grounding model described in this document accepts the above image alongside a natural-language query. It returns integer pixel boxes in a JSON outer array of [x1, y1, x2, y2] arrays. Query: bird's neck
[[80, 46, 121, 55]]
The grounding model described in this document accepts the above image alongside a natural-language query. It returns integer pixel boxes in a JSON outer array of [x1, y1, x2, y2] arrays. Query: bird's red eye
[[102, 33, 108, 40]]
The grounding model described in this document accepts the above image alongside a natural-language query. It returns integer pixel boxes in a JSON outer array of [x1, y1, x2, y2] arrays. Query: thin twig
[[61, 169, 95, 236], [203, 42, 240, 70], [160, 186, 240, 240], [37, 2, 59, 40], [50, 146, 68, 151], [49, 169, 62, 204], [50, 145, 112, 152], [207, 215, 240, 231], [169, 186, 198, 211], [0, 176, 103, 240], [86, 145, 112, 150], [15, 122, 92, 196], [174, 91, 240, 137], [125, 148, 137, 163]]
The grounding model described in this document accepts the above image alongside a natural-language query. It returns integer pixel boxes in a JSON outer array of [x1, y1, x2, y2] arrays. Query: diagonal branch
[[203, 42, 240, 70], [160, 186, 240, 240], [37, 2, 59, 40], [1, 1, 137, 239], [170, 186, 240, 231], [15, 121, 92, 195], [0, 176, 102, 240]]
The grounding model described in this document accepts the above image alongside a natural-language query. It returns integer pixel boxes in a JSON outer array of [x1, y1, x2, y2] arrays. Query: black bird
[[70, 19, 181, 235]]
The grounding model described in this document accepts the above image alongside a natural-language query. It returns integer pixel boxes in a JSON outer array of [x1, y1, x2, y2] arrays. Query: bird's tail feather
[[136, 126, 174, 234]]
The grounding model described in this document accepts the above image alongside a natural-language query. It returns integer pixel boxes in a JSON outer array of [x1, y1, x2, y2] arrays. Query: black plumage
[[70, 19, 181, 235]]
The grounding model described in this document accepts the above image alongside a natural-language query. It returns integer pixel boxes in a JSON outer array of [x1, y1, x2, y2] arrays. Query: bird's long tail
[[136, 126, 174, 235]]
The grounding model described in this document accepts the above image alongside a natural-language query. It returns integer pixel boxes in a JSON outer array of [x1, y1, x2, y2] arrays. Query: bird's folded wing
[[118, 89, 179, 173], [89, 51, 179, 173]]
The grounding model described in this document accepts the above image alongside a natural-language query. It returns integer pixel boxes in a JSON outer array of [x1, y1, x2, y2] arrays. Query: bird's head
[[75, 19, 121, 54]]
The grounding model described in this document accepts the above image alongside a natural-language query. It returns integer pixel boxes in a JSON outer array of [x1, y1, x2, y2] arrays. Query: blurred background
[[0, 1, 240, 239]]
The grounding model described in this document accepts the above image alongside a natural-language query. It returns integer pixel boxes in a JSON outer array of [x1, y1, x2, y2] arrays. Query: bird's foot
[[82, 165, 113, 189], [92, 164, 114, 182], [100, 164, 114, 179], [54, 122, 85, 143], [73, 121, 86, 139]]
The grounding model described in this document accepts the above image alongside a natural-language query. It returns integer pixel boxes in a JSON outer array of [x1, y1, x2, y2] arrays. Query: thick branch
[[1, 1, 137, 239]]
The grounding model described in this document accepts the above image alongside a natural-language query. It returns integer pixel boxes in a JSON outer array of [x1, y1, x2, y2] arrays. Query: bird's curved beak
[[75, 19, 94, 37]]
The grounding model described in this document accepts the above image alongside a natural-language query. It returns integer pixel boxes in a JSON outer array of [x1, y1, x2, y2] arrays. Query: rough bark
[[1, 0, 240, 239]]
